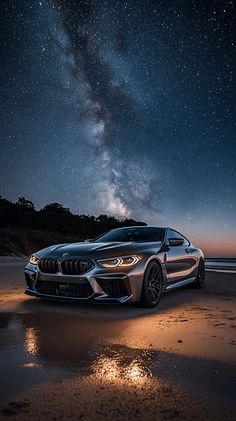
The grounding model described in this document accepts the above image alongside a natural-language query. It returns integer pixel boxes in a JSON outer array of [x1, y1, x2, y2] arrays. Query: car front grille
[[35, 280, 94, 298], [61, 259, 93, 275], [38, 258, 93, 275], [96, 278, 129, 298], [38, 258, 58, 274]]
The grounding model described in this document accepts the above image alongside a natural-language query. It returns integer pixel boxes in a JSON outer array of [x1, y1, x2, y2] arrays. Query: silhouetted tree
[[41, 203, 71, 215], [17, 197, 35, 210], [0, 196, 146, 254]]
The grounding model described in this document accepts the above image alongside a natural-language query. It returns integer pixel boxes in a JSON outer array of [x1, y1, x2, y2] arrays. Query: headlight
[[29, 254, 40, 265], [97, 255, 141, 268]]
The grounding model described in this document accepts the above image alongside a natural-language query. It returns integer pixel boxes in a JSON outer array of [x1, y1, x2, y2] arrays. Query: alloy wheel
[[147, 264, 162, 304], [198, 260, 205, 286]]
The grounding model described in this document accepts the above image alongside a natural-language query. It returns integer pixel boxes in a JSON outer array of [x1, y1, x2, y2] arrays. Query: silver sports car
[[24, 226, 205, 308]]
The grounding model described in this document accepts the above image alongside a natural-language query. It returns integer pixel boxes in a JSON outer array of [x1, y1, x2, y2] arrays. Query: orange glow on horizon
[[191, 232, 236, 258]]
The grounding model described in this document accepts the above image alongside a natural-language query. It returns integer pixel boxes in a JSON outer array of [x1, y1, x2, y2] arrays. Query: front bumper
[[24, 260, 145, 304]]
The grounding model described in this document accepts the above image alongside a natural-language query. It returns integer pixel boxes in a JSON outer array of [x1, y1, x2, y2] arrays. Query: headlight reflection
[[91, 352, 152, 386], [24, 327, 38, 355]]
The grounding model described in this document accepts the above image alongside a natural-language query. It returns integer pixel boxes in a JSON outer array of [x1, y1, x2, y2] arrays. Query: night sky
[[1, 0, 235, 255]]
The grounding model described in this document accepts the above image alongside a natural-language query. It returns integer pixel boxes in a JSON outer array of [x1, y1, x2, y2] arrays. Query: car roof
[[113, 226, 185, 233], [113, 226, 166, 230]]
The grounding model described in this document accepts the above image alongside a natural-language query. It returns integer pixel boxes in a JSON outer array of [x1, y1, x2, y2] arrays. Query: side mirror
[[84, 239, 93, 243], [169, 238, 184, 247]]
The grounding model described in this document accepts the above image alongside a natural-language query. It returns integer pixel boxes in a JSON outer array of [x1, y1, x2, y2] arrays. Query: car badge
[[62, 253, 70, 257]]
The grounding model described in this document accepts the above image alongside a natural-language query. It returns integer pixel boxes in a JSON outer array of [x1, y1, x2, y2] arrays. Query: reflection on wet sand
[[0, 305, 236, 419], [91, 346, 153, 386], [21, 312, 157, 389], [21, 312, 159, 386], [0, 311, 158, 401], [21, 312, 129, 369], [24, 328, 38, 356]]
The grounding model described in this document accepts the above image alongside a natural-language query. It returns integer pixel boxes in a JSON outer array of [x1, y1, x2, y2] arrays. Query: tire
[[139, 261, 163, 308], [193, 259, 205, 289]]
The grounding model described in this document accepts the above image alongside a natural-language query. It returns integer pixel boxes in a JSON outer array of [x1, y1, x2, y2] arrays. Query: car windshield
[[94, 227, 164, 243]]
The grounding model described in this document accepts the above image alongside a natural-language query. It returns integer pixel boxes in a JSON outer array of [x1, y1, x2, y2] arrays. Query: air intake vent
[[35, 280, 94, 298], [96, 278, 129, 298]]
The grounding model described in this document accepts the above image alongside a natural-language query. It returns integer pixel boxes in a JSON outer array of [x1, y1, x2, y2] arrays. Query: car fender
[[142, 254, 168, 287]]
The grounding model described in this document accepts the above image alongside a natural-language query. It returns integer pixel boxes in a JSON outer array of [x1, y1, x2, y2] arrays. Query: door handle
[[185, 249, 190, 254]]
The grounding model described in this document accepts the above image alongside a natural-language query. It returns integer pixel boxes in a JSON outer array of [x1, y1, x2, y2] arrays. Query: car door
[[164, 229, 195, 283]]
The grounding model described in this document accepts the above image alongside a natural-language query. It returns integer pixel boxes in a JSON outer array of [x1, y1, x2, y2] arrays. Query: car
[[24, 226, 205, 308]]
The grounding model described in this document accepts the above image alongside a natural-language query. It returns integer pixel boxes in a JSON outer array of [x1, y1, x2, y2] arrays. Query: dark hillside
[[0, 197, 146, 256]]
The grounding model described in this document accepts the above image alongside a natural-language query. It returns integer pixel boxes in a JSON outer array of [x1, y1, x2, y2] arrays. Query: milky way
[[50, 0, 163, 220], [1, 0, 235, 251]]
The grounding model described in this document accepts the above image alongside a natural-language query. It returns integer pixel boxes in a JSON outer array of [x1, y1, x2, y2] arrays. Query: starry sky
[[1, 0, 235, 256]]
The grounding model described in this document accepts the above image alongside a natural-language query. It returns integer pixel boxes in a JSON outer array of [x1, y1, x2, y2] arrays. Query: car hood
[[36, 241, 163, 259]]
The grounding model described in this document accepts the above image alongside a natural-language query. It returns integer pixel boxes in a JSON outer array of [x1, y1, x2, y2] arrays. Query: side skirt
[[165, 277, 196, 290]]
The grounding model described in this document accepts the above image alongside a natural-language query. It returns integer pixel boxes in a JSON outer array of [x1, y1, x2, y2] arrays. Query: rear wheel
[[193, 259, 205, 288], [139, 261, 163, 308]]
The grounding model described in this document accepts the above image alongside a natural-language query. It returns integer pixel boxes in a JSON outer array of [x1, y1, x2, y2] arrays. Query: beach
[[0, 259, 235, 420]]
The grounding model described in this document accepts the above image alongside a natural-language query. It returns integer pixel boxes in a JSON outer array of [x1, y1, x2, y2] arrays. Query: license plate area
[[35, 278, 94, 298], [57, 283, 70, 295]]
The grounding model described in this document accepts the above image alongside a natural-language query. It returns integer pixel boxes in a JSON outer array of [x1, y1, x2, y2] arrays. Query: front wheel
[[193, 259, 205, 289], [139, 261, 163, 308]]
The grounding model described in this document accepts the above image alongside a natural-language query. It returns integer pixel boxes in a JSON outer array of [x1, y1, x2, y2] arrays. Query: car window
[[95, 227, 164, 243], [167, 229, 190, 246]]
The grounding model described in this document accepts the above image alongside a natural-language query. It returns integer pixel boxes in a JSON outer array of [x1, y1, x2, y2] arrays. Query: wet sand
[[0, 260, 236, 420]]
